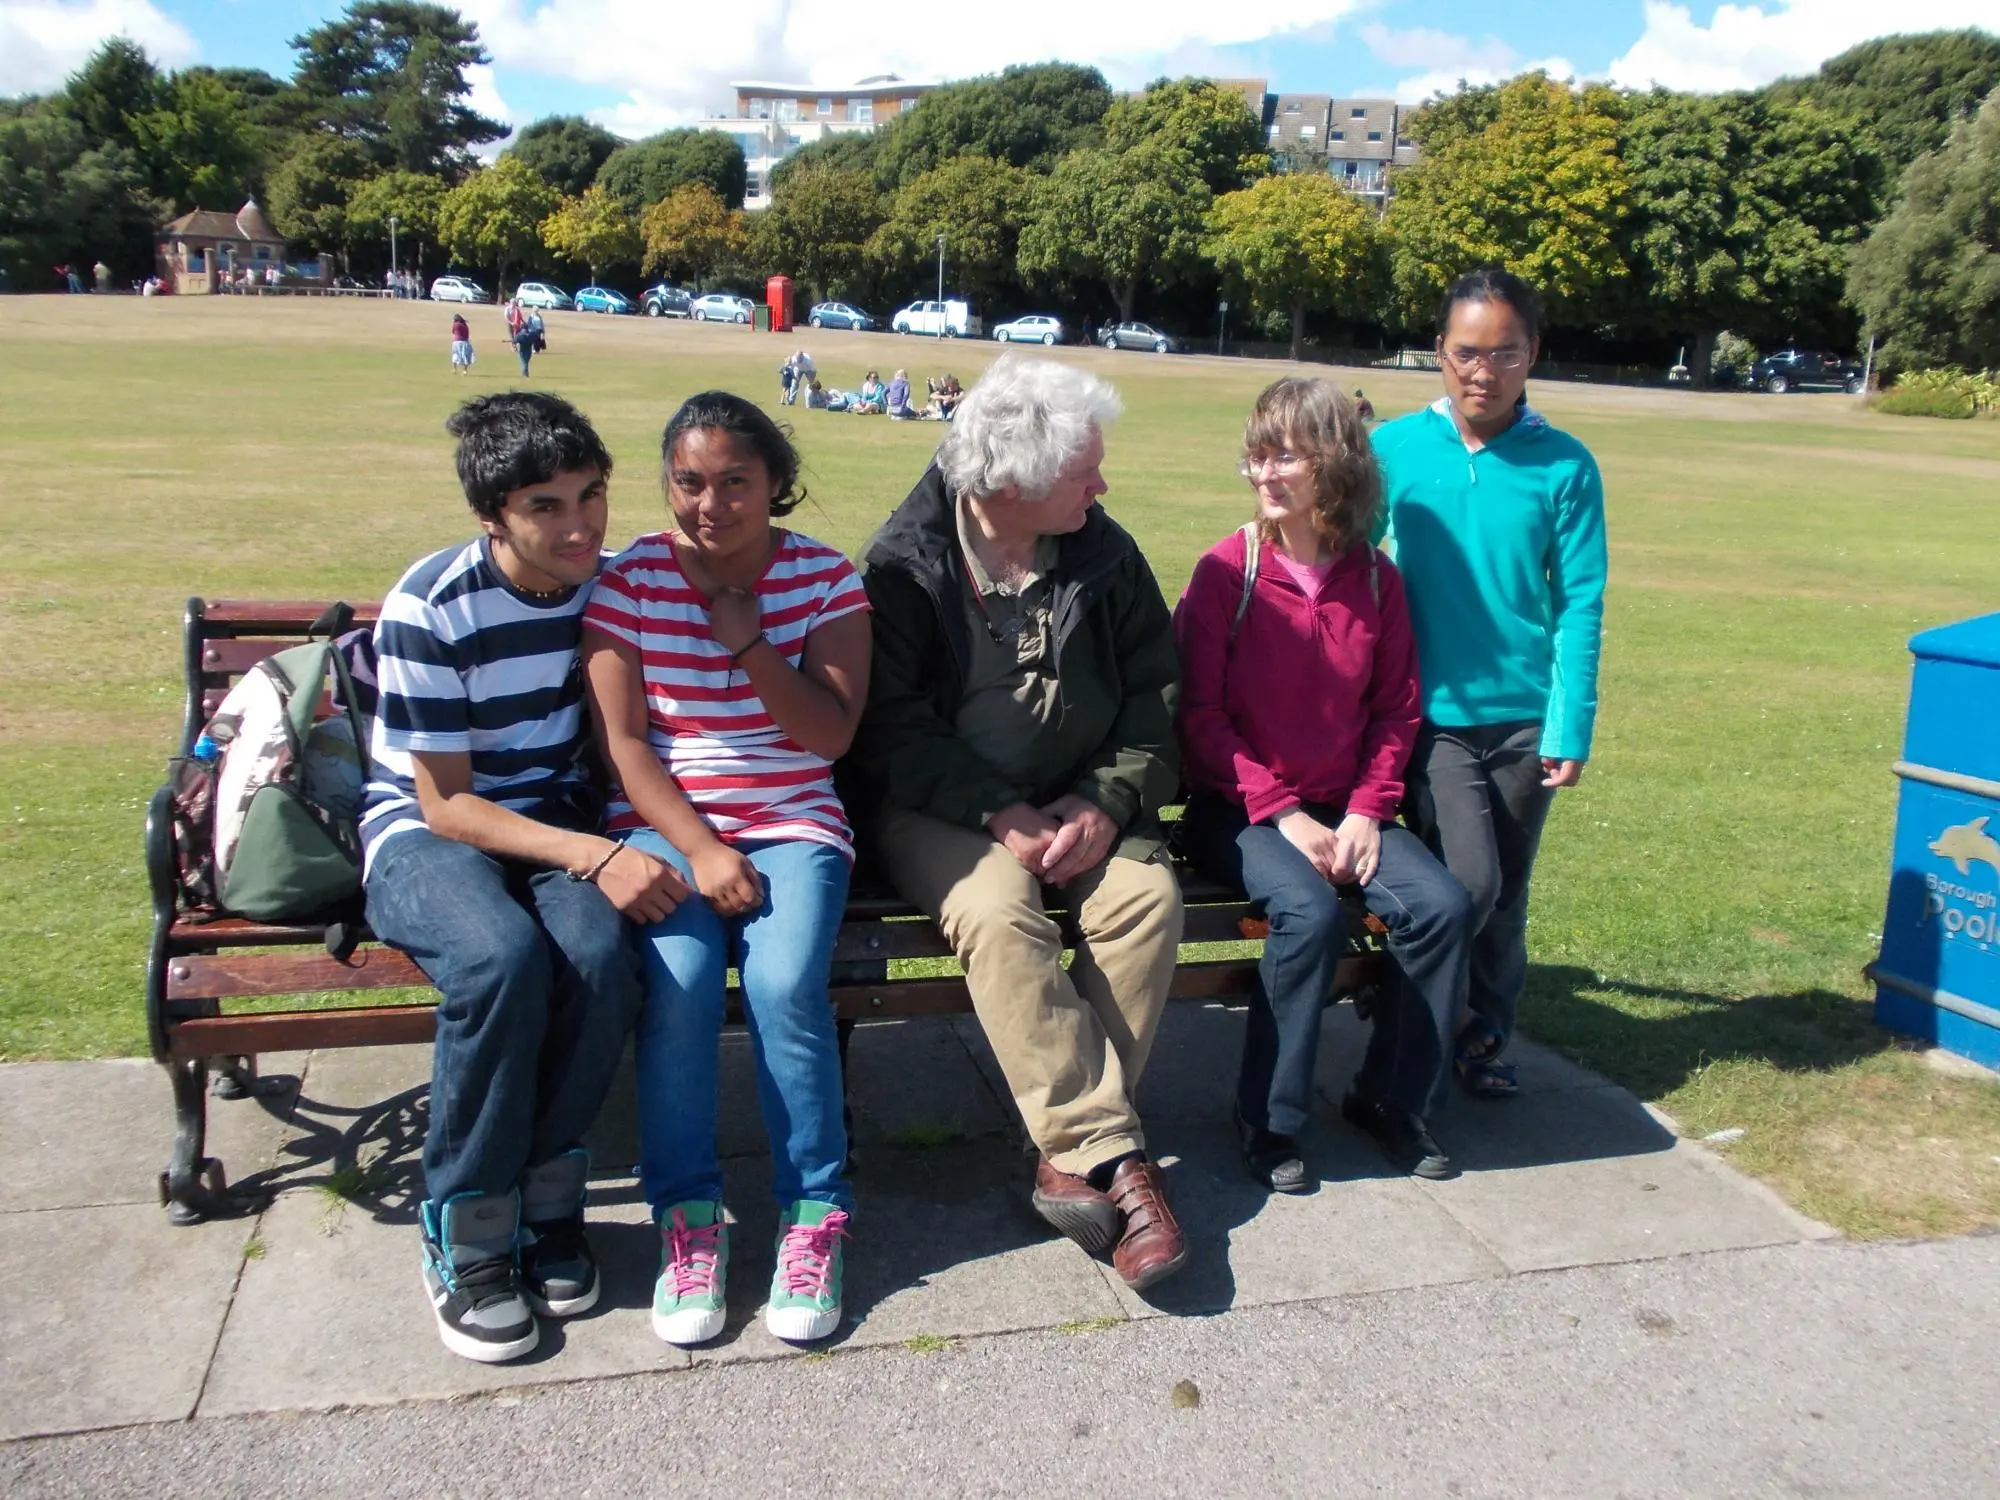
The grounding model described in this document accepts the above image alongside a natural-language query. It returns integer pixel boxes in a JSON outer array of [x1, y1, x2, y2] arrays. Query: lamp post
[[935, 233, 946, 339], [1218, 298, 1229, 357], [389, 215, 399, 295]]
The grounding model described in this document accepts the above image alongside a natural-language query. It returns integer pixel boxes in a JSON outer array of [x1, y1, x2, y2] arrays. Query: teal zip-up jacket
[[1373, 398, 1607, 762]]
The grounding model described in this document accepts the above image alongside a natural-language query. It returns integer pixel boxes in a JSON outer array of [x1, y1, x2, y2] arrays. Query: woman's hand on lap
[[1329, 813, 1381, 886], [692, 840, 764, 915], [595, 843, 691, 923], [1275, 808, 1344, 882]]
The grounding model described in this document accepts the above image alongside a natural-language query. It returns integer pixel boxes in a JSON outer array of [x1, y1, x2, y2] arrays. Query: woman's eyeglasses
[[1238, 451, 1309, 478], [1440, 346, 1531, 374]]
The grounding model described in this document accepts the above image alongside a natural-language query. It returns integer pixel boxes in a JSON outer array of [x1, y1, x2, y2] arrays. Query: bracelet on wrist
[[730, 633, 766, 663], [570, 844, 622, 884]]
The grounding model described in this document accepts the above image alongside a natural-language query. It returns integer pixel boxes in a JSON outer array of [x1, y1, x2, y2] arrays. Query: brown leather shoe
[[1107, 1157, 1188, 1291], [1031, 1157, 1118, 1253]]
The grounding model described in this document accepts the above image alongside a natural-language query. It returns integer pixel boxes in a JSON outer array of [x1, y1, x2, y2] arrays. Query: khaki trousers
[[876, 807, 1184, 1175]]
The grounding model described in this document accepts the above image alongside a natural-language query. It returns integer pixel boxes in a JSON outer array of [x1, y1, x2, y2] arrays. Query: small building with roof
[[155, 199, 289, 294]]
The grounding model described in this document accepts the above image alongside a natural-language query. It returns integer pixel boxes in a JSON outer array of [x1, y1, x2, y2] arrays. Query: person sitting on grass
[[804, 375, 831, 410], [846, 356, 1189, 1293], [1174, 377, 1472, 1192], [583, 392, 870, 1347], [885, 369, 916, 420], [360, 392, 684, 1365], [853, 370, 887, 413]]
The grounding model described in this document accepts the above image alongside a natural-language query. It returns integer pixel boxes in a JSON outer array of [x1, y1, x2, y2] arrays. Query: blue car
[[573, 285, 636, 315], [807, 301, 876, 331]]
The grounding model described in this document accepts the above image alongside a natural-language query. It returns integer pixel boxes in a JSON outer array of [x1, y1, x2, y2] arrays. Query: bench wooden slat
[[197, 637, 314, 676], [166, 947, 428, 1000], [202, 601, 383, 629]]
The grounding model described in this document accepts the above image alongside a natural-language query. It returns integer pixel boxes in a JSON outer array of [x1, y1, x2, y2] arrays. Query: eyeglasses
[[1440, 346, 1532, 374], [1238, 451, 1309, 478]]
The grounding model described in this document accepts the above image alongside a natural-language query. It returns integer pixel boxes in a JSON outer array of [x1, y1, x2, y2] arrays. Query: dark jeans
[[515, 336, 535, 375], [1182, 797, 1473, 1132], [1404, 721, 1556, 1055], [364, 828, 641, 1206]]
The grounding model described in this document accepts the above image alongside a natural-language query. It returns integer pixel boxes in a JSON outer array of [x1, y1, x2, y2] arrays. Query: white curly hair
[[936, 356, 1123, 501]]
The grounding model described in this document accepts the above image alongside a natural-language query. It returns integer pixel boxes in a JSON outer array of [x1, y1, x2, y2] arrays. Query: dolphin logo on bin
[[1930, 816, 2000, 880]]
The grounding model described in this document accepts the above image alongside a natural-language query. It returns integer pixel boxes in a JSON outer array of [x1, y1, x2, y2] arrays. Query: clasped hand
[[988, 794, 1118, 886], [1275, 808, 1380, 886]]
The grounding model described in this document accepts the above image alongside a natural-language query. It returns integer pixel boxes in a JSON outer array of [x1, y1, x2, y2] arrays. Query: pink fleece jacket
[[1173, 528, 1421, 826]]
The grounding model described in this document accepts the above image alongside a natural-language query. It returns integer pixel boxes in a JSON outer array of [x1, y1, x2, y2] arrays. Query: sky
[[3, 0, 1996, 138]]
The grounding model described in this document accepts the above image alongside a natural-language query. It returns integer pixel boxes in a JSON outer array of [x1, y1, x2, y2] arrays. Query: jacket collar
[[1427, 394, 1547, 444]]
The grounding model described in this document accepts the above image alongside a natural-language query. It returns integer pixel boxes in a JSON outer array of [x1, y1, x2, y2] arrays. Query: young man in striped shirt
[[361, 392, 688, 1364]]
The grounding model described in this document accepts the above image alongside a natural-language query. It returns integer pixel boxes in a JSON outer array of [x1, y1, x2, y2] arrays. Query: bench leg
[[158, 1057, 232, 1225]]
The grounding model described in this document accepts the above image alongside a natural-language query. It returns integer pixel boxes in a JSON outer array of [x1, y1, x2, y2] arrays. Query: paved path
[[2, 1002, 1828, 1451]]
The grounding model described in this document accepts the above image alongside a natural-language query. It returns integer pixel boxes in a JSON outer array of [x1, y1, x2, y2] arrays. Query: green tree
[[1766, 30, 2000, 182], [55, 38, 164, 154], [1386, 73, 1630, 328], [0, 113, 161, 285], [288, 2, 506, 174], [345, 168, 448, 267], [640, 182, 746, 287], [1401, 81, 1505, 153], [1206, 173, 1384, 359], [1849, 89, 2000, 373], [1620, 89, 1882, 382], [264, 133, 375, 258], [128, 72, 266, 211], [1104, 77, 1269, 195], [875, 62, 1112, 187], [540, 183, 641, 281], [768, 129, 882, 195], [437, 153, 558, 291], [868, 155, 1032, 306], [596, 129, 747, 213], [1017, 143, 1211, 322], [749, 161, 886, 301], [507, 115, 624, 196]]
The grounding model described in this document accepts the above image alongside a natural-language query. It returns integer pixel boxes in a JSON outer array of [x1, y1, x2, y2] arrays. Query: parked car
[[643, 283, 693, 318], [429, 274, 489, 304], [513, 281, 572, 311], [891, 298, 982, 337], [807, 301, 876, 331], [1748, 348, 1866, 395], [1101, 321, 1178, 353], [991, 313, 1065, 346], [690, 292, 755, 324], [573, 285, 636, 315]]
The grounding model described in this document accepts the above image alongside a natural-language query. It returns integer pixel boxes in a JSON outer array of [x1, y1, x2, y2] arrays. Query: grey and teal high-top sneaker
[[419, 1190, 538, 1364], [518, 1148, 599, 1317]]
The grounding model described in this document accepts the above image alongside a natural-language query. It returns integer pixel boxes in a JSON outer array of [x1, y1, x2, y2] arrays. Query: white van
[[891, 299, 982, 338]]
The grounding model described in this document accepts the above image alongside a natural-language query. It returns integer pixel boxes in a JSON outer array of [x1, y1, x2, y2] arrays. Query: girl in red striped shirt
[[583, 392, 871, 1348]]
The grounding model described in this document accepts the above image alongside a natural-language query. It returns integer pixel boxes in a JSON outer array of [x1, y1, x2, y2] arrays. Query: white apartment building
[[703, 76, 940, 207]]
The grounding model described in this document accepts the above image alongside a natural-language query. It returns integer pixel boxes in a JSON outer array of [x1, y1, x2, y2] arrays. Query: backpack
[[170, 610, 370, 926], [1228, 522, 1380, 644]]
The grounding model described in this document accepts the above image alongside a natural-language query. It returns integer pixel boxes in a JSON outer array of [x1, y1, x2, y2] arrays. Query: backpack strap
[[1228, 522, 1260, 645]]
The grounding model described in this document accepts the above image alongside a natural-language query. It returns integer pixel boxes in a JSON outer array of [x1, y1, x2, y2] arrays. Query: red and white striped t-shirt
[[583, 529, 869, 857]]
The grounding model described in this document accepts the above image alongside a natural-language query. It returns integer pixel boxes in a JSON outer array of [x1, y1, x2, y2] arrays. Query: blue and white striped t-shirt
[[359, 539, 600, 871]]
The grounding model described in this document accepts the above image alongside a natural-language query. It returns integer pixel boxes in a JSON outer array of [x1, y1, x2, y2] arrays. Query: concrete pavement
[[0, 1000, 1831, 1454]]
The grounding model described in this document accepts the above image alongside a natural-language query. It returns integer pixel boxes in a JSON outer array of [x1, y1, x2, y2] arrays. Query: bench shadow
[[223, 1079, 428, 1226], [1519, 962, 1897, 1103]]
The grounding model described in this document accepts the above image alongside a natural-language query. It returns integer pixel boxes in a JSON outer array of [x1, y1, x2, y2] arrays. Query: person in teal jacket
[[1373, 268, 1607, 1098]]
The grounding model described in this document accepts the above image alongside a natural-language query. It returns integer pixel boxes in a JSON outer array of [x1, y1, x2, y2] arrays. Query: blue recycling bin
[[1871, 611, 2000, 1069]]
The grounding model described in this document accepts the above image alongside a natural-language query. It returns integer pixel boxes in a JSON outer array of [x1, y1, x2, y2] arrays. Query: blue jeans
[[1182, 797, 1473, 1131], [1404, 721, 1555, 1055], [623, 829, 852, 1214], [364, 828, 642, 1205]]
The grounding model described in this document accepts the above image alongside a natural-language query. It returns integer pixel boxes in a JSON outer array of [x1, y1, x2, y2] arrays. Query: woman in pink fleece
[[1174, 377, 1473, 1193]]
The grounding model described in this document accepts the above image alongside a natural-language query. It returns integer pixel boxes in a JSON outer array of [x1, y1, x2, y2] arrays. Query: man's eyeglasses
[[1238, 451, 1310, 478], [1440, 346, 1532, 374]]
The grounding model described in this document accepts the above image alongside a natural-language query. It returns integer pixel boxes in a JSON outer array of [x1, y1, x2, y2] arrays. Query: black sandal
[[1453, 1017, 1520, 1099]]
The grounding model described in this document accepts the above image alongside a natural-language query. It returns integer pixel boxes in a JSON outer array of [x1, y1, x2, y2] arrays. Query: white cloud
[[1607, 0, 2000, 92], [0, 0, 196, 95], [464, 62, 514, 158], [1358, 25, 1577, 104], [459, 0, 1374, 136]]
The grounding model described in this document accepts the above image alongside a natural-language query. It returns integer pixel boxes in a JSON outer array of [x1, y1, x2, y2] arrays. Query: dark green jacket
[[845, 464, 1181, 860]]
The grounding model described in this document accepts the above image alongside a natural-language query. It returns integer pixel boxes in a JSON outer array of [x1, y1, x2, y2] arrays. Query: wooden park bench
[[144, 599, 1389, 1224]]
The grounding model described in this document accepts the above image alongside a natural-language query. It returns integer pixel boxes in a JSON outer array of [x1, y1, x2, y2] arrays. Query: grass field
[[5, 295, 1999, 1237]]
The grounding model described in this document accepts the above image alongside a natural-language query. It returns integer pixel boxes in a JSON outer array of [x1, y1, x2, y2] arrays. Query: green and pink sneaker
[[765, 1200, 849, 1343], [651, 1200, 728, 1346]]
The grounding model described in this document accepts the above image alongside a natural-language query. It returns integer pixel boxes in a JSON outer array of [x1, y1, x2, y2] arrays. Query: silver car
[[992, 314, 1065, 345], [690, 293, 755, 324], [429, 275, 489, 304]]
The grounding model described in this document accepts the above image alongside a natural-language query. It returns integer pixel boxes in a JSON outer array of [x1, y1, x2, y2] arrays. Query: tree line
[[2, 8, 1994, 377]]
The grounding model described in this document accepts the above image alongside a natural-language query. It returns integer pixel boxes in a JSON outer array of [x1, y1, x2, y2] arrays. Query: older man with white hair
[[847, 356, 1188, 1291]]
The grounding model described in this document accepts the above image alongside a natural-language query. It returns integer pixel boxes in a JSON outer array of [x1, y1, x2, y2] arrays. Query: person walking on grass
[[450, 312, 473, 375], [1372, 268, 1607, 1100], [583, 393, 870, 1347], [361, 393, 682, 1364], [515, 309, 543, 377], [847, 357, 1189, 1293], [1174, 378, 1471, 1192]]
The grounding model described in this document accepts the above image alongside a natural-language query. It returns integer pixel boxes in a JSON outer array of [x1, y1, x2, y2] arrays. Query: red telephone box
[[766, 274, 795, 333]]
